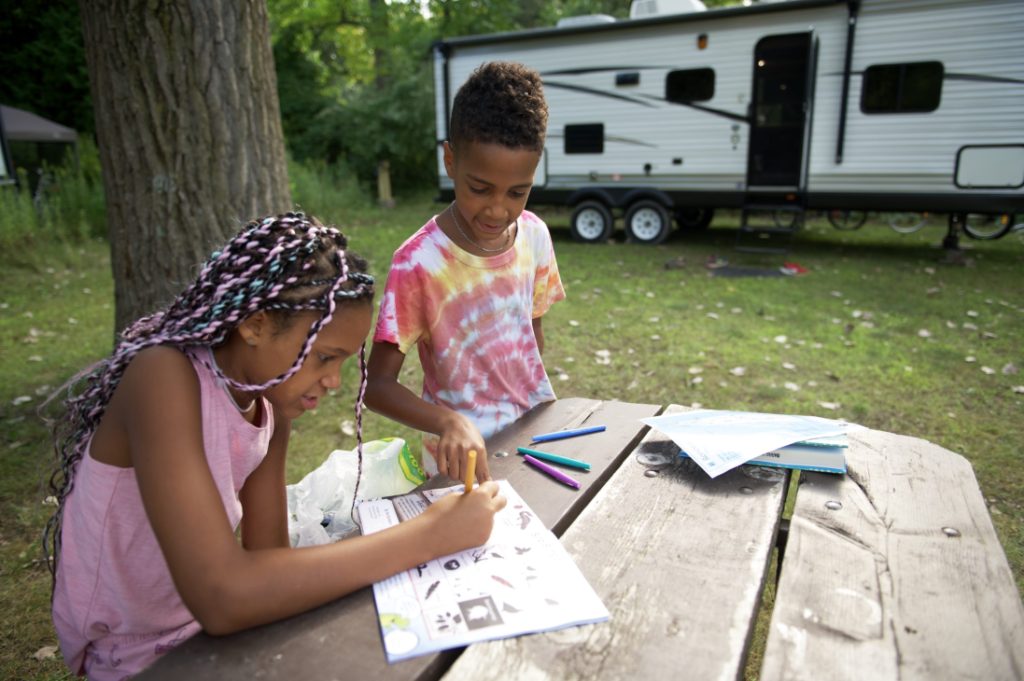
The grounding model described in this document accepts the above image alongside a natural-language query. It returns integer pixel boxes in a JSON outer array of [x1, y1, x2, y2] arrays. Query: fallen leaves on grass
[[33, 645, 58, 661], [917, 329, 932, 338], [817, 401, 840, 410], [594, 349, 611, 365], [12, 395, 32, 406], [339, 420, 355, 436]]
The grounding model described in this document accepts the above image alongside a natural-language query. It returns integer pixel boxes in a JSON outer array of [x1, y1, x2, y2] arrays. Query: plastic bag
[[286, 438, 426, 547]]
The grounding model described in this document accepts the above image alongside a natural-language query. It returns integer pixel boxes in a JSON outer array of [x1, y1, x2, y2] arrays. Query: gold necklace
[[447, 203, 515, 254]]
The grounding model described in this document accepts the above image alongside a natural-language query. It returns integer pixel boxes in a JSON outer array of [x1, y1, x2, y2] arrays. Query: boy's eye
[[317, 353, 334, 363], [469, 185, 488, 195], [510, 190, 527, 199]]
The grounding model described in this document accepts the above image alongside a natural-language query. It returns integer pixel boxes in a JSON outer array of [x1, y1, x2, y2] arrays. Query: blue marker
[[530, 425, 606, 444]]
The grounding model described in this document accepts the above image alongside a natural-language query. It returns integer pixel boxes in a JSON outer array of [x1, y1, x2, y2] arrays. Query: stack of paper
[[641, 410, 856, 478]]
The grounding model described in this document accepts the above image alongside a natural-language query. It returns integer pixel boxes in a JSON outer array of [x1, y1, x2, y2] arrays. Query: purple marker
[[522, 454, 581, 489]]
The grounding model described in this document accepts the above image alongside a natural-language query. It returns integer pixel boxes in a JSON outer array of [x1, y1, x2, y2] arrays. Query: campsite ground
[[2, 199, 1022, 680]]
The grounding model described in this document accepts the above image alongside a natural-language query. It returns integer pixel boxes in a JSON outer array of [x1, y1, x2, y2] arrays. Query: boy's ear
[[442, 141, 455, 179], [237, 311, 271, 347]]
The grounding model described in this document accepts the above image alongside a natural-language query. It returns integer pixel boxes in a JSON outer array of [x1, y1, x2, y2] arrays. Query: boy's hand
[[437, 412, 492, 483]]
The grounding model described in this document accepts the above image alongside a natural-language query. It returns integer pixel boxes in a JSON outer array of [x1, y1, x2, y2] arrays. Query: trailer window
[[665, 68, 715, 103], [565, 124, 604, 154], [861, 61, 943, 114]]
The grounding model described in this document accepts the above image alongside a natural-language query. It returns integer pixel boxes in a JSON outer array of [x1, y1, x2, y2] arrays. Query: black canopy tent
[[0, 104, 79, 188]]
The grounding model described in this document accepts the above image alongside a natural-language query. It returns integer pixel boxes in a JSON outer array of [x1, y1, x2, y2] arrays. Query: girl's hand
[[437, 412, 492, 482], [421, 481, 507, 554]]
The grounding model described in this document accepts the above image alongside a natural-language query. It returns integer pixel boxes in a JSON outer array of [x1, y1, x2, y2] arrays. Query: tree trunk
[[78, 0, 291, 331]]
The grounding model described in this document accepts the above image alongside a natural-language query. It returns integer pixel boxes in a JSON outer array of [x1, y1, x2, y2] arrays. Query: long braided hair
[[44, 212, 374, 580]]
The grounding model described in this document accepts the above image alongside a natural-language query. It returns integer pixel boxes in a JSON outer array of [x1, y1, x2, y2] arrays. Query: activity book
[[357, 480, 609, 663], [642, 409, 856, 478]]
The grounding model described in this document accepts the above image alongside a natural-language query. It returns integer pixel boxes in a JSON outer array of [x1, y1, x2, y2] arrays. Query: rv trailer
[[433, 0, 1024, 244]]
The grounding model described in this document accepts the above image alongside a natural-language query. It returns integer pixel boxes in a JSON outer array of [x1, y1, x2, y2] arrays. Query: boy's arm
[[532, 316, 545, 355], [365, 340, 491, 481]]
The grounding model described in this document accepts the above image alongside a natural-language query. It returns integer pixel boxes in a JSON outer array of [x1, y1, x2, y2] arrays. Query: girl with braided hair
[[47, 213, 506, 680]]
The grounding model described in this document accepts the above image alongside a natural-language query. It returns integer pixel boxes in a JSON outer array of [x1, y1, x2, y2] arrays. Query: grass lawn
[[2, 198, 1022, 680]]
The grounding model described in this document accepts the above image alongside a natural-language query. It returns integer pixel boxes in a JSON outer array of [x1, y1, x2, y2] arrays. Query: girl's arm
[[124, 347, 504, 636], [364, 340, 490, 482], [238, 415, 291, 550]]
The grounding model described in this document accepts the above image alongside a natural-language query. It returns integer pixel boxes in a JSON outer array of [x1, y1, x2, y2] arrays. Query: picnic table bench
[[140, 398, 1024, 680]]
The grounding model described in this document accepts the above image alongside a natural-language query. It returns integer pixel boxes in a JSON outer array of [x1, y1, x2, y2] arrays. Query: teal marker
[[516, 447, 591, 471]]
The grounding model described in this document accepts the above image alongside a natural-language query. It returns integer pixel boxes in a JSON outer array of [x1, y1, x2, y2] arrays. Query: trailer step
[[734, 204, 804, 253]]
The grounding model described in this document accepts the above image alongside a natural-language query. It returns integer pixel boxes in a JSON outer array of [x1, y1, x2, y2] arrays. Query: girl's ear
[[443, 141, 456, 179], [237, 311, 271, 347]]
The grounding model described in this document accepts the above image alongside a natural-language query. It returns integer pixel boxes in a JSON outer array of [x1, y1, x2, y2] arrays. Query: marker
[[464, 449, 477, 494], [516, 447, 591, 471], [522, 454, 581, 489], [531, 425, 606, 444]]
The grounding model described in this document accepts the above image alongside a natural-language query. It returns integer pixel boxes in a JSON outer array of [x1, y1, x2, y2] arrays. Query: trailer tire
[[675, 207, 714, 231], [963, 213, 1013, 240], [569, 201, 614, 243], [827, 209, 868, 231], [625, 200, 671, 245], [885, 211, 928, 234]]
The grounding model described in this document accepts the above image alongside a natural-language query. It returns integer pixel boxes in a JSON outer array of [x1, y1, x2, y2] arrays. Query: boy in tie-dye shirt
[[366, 62, 564, 483]]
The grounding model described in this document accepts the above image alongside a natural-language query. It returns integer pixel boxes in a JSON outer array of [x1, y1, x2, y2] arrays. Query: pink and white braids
[[45, 213, 374, 581]]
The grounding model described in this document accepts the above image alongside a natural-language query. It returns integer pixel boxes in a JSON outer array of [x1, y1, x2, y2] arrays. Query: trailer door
[[747, 32, 813, 190]]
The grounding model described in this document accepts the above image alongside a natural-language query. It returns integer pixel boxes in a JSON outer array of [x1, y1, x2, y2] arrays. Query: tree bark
[[78, 0, 291, 331]]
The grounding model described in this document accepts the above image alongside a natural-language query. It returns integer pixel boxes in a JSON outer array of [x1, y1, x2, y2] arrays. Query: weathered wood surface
[[138, 398, 660, 681], [761, 428, 1024, 681], [442, 404, 790, 681]]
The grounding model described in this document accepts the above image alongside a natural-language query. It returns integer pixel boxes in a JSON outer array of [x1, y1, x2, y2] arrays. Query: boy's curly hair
[[449, 61, 548, 153]]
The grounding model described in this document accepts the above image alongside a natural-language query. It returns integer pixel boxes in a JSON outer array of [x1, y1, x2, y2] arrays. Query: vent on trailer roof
[[629, 0, 707, 19]]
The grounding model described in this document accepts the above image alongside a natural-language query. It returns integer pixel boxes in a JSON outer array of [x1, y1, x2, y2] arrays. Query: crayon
[[522, 454, 581, 489], [464, 449, 477, 494], [516, 447, 591, 471], [530, 425, 606, 443]]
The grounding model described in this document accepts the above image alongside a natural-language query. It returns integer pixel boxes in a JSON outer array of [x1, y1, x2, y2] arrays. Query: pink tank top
[[52, 346, 273, 679]]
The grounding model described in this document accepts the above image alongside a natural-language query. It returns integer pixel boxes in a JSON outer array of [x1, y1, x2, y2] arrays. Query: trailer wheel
[[569, 201, 613, 243], [963, 213, 1013, 240], [827, 209, 868, 231], [625, 200, 671, 244], [885, 211, 928, 234], [675, 207, 714, 231]]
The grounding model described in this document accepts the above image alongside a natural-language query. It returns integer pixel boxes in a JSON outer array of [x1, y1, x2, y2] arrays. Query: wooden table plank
[[443, 404, 790, 681], [761, 428, 1024, 681], [138, 398, 660, 681]]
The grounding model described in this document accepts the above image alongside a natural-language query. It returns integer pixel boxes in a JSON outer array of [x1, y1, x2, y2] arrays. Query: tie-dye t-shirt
[[375, 210, 565, 460]]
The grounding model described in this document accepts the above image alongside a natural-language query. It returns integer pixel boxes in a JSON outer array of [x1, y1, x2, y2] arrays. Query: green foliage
[[267, 0, 640, 193], [288, 156, 372, 221], [0, 0, 93, 134], [0, 138, 105, 258]]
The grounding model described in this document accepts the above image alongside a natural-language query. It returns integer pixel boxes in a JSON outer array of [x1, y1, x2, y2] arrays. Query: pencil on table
[[464, 449, 477, 494]]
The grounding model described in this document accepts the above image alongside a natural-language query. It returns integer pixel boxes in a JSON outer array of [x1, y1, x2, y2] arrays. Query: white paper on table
[[641, 409, 852, 478]]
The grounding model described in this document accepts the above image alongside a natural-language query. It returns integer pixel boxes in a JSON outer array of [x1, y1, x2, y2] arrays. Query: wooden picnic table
[[140, 398, 1024, 681]]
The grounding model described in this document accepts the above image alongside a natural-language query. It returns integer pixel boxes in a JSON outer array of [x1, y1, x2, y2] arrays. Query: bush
[[0, 137, 106, 255]]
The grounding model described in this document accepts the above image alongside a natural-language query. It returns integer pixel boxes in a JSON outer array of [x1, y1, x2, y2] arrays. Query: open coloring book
[[358, 480, 609, 663]]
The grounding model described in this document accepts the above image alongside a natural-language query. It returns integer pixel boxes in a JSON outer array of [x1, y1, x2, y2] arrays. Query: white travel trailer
[[432, 0, 1023, 244]]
